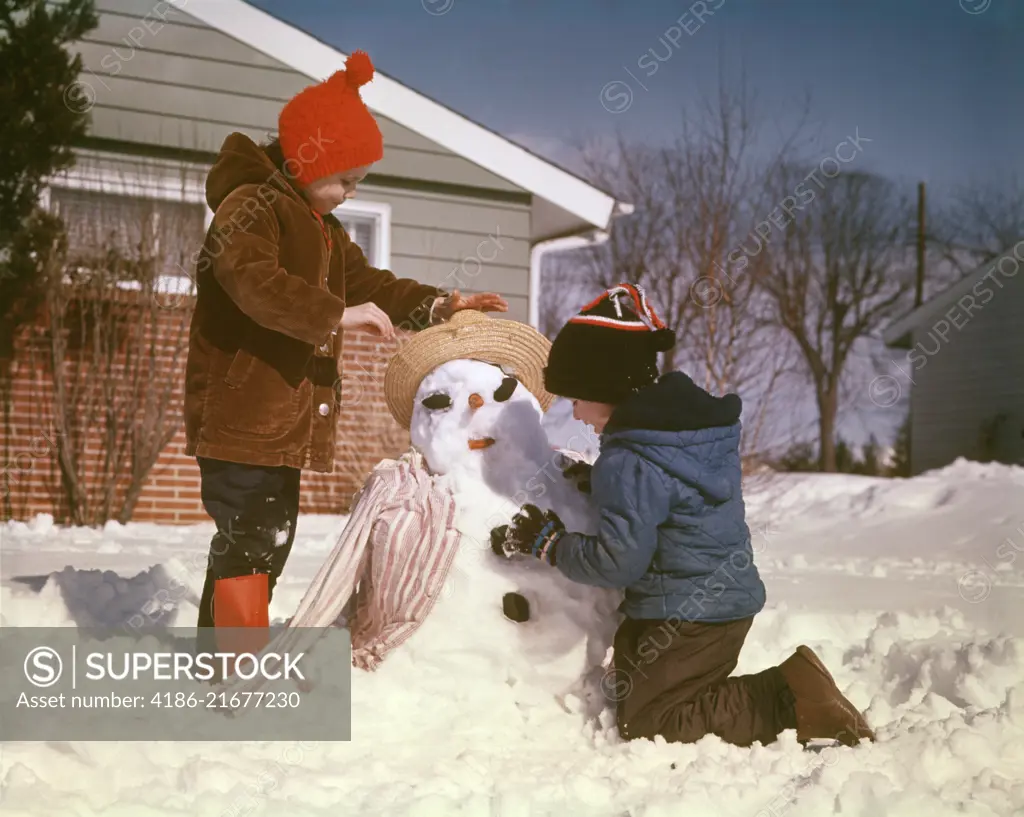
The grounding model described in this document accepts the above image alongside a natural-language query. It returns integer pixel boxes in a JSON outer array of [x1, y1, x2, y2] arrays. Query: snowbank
[[1, 460, 1023, 816]]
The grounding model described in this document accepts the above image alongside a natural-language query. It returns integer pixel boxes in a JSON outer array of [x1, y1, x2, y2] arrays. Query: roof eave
[[168, 0, 621, 232], [881, 241, 1024, 348]]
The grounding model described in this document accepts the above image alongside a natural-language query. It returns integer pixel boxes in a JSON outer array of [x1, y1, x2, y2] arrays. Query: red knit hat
[[277, 50, 384, 187]]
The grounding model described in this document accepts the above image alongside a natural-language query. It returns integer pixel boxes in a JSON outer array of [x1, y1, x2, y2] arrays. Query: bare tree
[[750, 168, 914, 472], [930, 174, 1024, 275], [25, 172, 200, 525], [554, 70, 809, 463], [538, 287, 578, 340], [556, 135, 688, 366]]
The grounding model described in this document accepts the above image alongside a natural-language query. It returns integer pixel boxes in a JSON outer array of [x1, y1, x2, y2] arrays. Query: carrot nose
[[468, 393, 484, 410]]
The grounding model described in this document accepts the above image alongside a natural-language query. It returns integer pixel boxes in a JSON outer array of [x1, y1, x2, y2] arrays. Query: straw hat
[[383, 311, 554, 429]]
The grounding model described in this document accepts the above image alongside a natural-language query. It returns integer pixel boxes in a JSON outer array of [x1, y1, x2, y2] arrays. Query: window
[[333, 200, 391, 270], [338, 214, 376, 263], [49, 187, 207, 283], [44, 151, 212, 293]]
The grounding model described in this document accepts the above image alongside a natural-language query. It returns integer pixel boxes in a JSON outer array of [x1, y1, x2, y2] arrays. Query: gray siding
[[908, 267, 1024, 474], [53, 153, 532, 322], [363, 184, 531, 322], [75, 0, 524, 192], [59, 0, 533, 313]]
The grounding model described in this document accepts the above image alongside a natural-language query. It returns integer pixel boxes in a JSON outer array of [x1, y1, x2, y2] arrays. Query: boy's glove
[[490, 504, 565, 564], [561, 460, 593, 494]]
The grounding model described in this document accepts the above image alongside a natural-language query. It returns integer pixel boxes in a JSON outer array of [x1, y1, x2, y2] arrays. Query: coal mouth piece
[[503, 592, 530, 622], [468, 437, 496, 450]]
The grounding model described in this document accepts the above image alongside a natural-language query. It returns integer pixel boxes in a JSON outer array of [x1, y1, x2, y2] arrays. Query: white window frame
[[44, 153, 395, 290], [332, 199, 391, 270], [42, 151, 214, 293]]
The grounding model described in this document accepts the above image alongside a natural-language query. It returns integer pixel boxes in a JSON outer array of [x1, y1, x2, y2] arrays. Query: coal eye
[[493, 376, 518, 402], [421, 392, 452, 410]]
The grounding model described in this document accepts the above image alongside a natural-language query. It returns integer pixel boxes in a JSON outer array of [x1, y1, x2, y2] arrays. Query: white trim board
[[166, 0, 628, 233], [332, 199, 392, 270], [49, 151, 210, 212]]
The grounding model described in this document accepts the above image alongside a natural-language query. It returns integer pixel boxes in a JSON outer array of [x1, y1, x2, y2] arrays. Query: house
[[882, 241, 1024, 475], [3, 0, 630, 524]]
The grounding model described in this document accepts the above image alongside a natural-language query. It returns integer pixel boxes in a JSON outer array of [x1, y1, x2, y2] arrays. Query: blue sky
[[250, 0, 1022, 200], [248, 0, 1020, 452]]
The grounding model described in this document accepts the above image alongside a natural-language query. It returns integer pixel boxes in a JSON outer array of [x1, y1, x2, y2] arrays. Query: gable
[[169, 0, 624, 233], [70, 0, 526, 193]]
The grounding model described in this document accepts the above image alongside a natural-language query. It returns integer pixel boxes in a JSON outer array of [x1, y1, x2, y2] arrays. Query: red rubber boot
[[213, 574, 271, 678]]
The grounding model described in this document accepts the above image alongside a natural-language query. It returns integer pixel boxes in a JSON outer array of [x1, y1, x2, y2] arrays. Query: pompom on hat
[[384, 311, 555, 430], [544, 283, 676, 405], [278, 50, 384, 187]]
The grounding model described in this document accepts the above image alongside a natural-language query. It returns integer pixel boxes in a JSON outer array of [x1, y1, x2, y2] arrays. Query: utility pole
[[915, 181, 926, 308]]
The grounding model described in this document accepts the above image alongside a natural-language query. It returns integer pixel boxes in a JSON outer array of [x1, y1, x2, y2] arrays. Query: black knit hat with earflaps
[[544, 283, 676, 404]]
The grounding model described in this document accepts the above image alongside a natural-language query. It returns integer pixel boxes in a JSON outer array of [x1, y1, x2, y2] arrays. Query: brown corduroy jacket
[[184, 133, 443, 473]]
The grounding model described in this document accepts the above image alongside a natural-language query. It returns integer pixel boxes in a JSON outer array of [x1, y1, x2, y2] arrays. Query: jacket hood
[[607, 371, 742, 433], [603, 371, 744, 504], [205, 133, 302, 213]]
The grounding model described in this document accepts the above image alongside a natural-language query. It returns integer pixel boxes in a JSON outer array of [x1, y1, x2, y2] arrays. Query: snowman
[[392, 356, 621, 709], [229, 311, 621, 715]]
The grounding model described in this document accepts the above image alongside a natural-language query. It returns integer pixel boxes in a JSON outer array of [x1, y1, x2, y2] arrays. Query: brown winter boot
[[779, 645, 875, 747]]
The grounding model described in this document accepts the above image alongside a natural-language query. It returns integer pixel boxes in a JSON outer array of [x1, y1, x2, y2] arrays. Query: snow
[[2, 454, 1024, 814], [541, 397, 600, 461]]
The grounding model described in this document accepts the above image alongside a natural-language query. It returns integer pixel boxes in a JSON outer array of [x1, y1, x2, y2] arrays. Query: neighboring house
[[883, 241, 1024, 475], [4, 0, 629, 524]]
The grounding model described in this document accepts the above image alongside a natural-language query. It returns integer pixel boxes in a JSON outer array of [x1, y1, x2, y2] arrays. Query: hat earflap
[[649, 327, 676, 352]]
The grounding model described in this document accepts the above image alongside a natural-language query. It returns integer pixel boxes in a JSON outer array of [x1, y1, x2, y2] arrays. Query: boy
[[490, 284, 874, 748]]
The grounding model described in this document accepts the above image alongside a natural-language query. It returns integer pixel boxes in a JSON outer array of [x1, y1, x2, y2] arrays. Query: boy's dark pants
[[613, 616, 797, 747], [195, 457, 301, 641]]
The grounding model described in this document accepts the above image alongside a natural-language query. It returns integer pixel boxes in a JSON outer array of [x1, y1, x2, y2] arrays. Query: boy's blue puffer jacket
[[554, 372, 766, 623]]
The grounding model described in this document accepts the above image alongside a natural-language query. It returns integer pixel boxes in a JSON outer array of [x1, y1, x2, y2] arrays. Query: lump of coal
[[502, 592, 530, 623]]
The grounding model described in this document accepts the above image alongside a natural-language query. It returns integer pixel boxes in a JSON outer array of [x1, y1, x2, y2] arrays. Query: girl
[[185, 50, 506, 643]]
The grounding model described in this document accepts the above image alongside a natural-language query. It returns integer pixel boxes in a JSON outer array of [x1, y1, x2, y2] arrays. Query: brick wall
[[0, 297, 410, 526]]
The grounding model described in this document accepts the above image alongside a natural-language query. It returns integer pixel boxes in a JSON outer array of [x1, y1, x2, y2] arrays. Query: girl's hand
[[433, 290, 509, 322], [340, 302, 395, 340]]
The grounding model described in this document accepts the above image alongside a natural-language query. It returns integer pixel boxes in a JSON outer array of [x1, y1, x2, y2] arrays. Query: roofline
[[167, 0, 630, 231], [882, 238, 1024, 348]]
